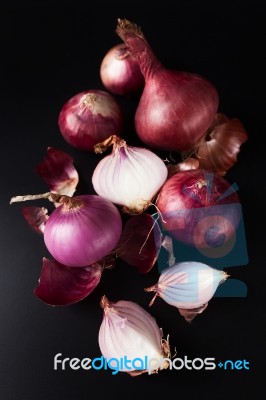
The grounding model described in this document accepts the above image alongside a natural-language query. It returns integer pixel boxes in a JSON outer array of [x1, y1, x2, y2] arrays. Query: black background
[[0, 1, 265, 399]]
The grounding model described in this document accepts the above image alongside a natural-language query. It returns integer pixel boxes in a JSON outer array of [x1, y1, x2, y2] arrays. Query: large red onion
[[116, 19, 219, 152], [43, 194, 122, 267], [58, 90, 123, 151], [156, 169, 241, 251], [100, 43, 144, 97]]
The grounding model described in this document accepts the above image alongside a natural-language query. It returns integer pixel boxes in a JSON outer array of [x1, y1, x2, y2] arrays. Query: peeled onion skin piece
[[167, 158, 199, 179], [35, 147, 79, 198], [22, 206, 49, 234], [115, 213, 163, 274], [35, 258, 103, 306], [178, 303, 208, 323], [116, 19, 219, 152], [195, 114, 248, 175]]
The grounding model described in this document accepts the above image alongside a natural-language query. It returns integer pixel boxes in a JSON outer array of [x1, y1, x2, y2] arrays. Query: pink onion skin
[[116, 19, 219, 152], [35, 147, 79, 197], [44, 195, 122, 267], [35, 258, 103, 306], [58, 90, 123, 151], [100, 43, 144, 97], [22, 206, 49, 234], [156, 169, 240, 248]]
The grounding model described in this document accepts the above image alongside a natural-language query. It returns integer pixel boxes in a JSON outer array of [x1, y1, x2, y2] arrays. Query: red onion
[[44, 195, 122, 267], [116, 19, 219, 152], [11, 193, 122, 267], [58, 90, 123, 151], [156, 169, 241, 250], [100, 43, 144, 97]]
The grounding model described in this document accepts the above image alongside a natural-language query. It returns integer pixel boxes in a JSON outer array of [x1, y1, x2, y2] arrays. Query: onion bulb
[[116, 19, 219, 152], [100, 43, 144, 97], [156, 169, 241, 250], [92, 135, 168, 214], [98, 295, 170, 376], [145, 261, 228, 322], [11, 193, 122, 267], [58, 90, 123, 151]]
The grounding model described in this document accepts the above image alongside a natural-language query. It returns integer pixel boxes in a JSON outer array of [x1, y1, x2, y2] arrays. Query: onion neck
[[10, 191, 83, 210], [58, 195, 83, 211], [116, 18, 162, 80], [94, 134, 126, 154], [100, 295, 112, 312]]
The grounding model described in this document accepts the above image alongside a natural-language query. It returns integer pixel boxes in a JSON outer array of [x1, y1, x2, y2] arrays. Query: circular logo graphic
[[193, 215, 236, 258]]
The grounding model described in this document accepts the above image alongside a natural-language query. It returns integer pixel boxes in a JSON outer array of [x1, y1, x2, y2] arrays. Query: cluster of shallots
[[10, 18, 248, 376]]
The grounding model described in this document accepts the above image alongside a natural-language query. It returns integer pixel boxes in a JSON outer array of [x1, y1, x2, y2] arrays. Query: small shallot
[[145, 261, 228, 322], [58, 90, 123, 151], [100, 43, 144, 97], [92, 135, 168, 214]]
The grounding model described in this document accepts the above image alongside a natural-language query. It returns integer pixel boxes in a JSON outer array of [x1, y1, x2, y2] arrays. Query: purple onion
[[44, 194, 122, 267], [100, 43, 144, 97], [58, 90, 123, 151]]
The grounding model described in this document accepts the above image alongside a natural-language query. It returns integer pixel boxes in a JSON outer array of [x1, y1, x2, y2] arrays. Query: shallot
[[58, 90, 123, 151], [100, 43, 144, 97], [92, 135, 168, 214], [98, 295, 170, 375], [145, 261, 228, 322]]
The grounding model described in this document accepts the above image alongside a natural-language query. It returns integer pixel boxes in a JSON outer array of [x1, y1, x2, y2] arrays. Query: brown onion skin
[[156, 169, 240, 248], [100, 43, 144, 97], [116, 19, 219, 152], [58, 90, 123, 151]]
